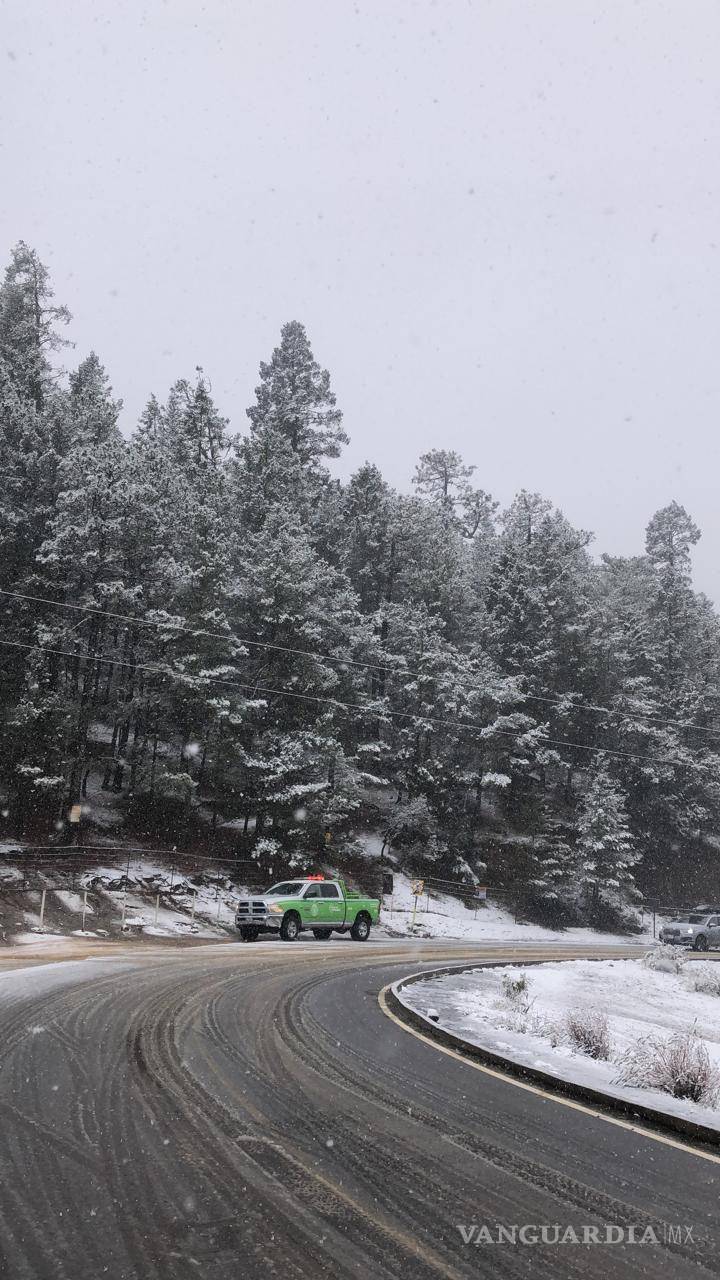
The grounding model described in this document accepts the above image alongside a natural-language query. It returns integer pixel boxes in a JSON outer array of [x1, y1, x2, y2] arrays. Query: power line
[[514, 689, 720, 742], [0, 586, 390, 675], [1, 585, 718, 743], [4, 845, 259, 865], [6, 845, 175, 855], [0, 636, 711, 773]]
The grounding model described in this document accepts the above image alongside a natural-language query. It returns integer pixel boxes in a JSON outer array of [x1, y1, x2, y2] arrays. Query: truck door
[[320, 882, 345, 924], [301, 882, 326, 924]]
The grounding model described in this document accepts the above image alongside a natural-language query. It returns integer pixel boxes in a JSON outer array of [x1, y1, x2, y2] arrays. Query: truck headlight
[[686, 928, 693, 935], [267, 902, 283, 914]]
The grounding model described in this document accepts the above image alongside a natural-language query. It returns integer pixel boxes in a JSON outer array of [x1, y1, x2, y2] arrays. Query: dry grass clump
[[614, 1031, 720, 1106], [565, 1008, 612, 1060]]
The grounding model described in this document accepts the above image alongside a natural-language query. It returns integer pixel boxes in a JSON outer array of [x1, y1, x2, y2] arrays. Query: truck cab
[[235, 876, 380, 942]]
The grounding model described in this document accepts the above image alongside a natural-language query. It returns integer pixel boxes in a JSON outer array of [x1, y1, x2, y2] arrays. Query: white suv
[[659, 914, 720, 950]]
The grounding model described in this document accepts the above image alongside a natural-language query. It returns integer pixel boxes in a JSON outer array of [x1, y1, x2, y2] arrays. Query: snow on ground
[[82, 861, 250, 937], [381, 872, 657, 945], [0, 865, 24, 883], [0, 957, 138, 1004], [1, 854, 251, 942], [13, 931, 70, 947], [110, 890, 220, 938], [54, 890, 94, 916], [399, 957, 720, 1131], [21, 912, 45, 932]]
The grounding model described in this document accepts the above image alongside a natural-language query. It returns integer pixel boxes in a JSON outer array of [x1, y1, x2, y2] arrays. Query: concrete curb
[[388, 960, 720, 1151]]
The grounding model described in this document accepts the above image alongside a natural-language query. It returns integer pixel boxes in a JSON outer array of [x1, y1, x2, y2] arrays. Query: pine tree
[[413, 448, 496, 539], [234, 322, 347, 537], [576, 763, 638, 912], [598, 509, 720, 899], [121, 375, 238, 808], [0, 247, 76, 816], [0, 241, 71, 409], [340, 463, 399, 614], [67, 353, 122, 446], [224, 500, 360, 856], [645, 501, 701, 711], [247, 320, 348, 466]]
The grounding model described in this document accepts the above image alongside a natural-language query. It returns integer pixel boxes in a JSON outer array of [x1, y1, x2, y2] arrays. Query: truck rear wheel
[[280, 912, 301, 941], [312, 929, 333, 940], [351, 913, 371, 941]]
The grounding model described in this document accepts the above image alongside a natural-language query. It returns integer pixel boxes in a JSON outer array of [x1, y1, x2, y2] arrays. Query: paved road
[[0, 938, 717, 1279]]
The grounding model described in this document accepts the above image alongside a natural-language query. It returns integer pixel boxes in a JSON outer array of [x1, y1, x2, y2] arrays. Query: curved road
[[0, 938, 718, 1279]]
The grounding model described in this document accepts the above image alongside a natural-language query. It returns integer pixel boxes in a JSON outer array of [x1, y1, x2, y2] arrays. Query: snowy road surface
[[0, 938, 717, 1279]]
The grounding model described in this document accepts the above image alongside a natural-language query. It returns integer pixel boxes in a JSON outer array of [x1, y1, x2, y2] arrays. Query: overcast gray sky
[[2, 1, 719, 595]]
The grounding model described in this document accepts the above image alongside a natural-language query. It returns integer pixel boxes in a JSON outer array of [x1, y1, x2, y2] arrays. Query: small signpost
[[410, 880, 424, 930]]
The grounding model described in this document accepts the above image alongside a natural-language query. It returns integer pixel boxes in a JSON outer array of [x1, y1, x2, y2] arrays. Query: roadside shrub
[[642, 945, 687, 975], [528, 1010, 563, 1047], [565, 1008, 612, 1060], [686, 966, 720, 998], [501, 971, 532, 1014], [614, 1032, 720, 1106]]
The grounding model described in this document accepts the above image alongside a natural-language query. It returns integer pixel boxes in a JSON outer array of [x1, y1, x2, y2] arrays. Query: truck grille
[[236, 899, 266, 919]]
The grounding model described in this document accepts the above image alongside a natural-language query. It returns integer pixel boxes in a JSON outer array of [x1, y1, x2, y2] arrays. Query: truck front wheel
[[280, 912, 301, 941], [351, 913, 371, 941]]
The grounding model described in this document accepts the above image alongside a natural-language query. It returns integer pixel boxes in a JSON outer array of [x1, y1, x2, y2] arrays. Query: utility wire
[[1, 585, 719, 742], [5, 844, 254, 862], [0, 636, 711, 773]]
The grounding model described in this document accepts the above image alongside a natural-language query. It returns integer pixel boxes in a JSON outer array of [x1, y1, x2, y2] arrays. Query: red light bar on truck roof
[[306, 874, 325, 880]]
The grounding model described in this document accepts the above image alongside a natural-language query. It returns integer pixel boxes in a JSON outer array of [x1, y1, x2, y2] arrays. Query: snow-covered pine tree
[[0, 245, 74, 606], [413, 448, 497, 541], [29, 428, 133, 809], [575, 761, 638, 915], [596, 506, 720, 899], [225, 498, 361, 859], [121, 374, 240, 813], [0, 246, 77, 821], [67, 352, 122, 447], [339, 463, 399, 614], [0, 241, 71, 410], [234, 320, 348, 538], [247, 320, 348, 466]]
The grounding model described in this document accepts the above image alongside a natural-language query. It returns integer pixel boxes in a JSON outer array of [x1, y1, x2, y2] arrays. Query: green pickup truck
[[235, 876, 380, 942]]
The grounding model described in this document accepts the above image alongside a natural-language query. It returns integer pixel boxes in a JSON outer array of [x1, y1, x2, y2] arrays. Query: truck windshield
[[675, 915, 709, 924], [265, 882, 303, 896]]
